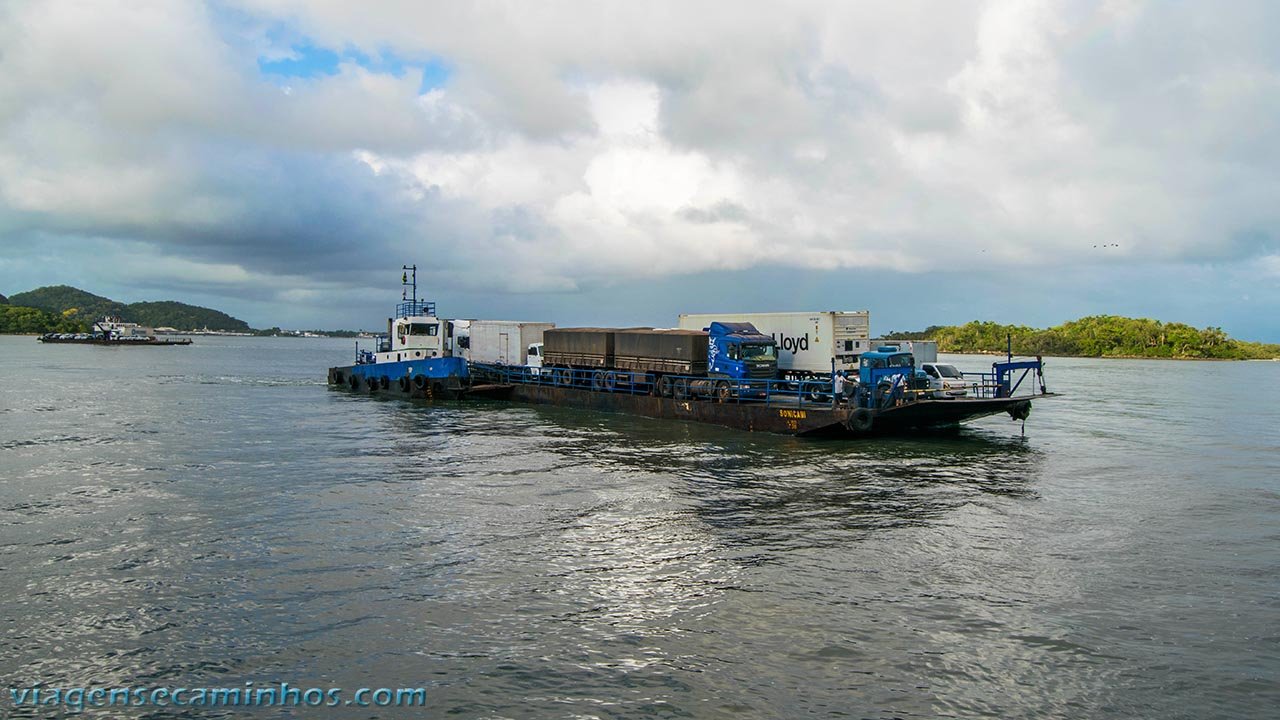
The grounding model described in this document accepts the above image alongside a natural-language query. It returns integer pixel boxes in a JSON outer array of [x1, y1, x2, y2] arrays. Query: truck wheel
[[672, 378, 690, 400], [656, 375, 672, 397], [805, 381, 826, 403], [555, 368, 571, 386], [603, 371, 617, 392], [715, 380, 731, 403], [592, 370, 605, 390]]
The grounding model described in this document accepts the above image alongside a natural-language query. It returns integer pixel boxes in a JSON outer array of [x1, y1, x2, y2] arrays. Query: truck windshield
[[741, 344, 776, 360], [887, 354, 914, 367]]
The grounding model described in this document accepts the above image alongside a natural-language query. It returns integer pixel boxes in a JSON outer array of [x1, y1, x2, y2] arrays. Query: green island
[[0, 285, 250, 334], [885, 316, 1280, 360], [0, 285, 364, 336]]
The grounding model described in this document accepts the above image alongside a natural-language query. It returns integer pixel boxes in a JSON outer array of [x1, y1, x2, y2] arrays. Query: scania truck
[[678, 311, 870, 379]]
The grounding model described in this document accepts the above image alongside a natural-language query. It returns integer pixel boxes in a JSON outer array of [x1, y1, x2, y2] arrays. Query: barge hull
[[327, 364, 1051, 437]]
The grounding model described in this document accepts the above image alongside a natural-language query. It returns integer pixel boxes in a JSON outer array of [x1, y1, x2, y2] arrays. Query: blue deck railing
[[468, 358, 1046, 410], [396, 299, 436, 318]]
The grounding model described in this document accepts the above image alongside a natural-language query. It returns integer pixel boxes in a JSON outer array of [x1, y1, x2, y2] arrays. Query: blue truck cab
[[857, 345, 919, 407], [706, 322, 779, 381]]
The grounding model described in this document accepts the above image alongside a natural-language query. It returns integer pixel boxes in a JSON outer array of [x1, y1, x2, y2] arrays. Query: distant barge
[[325, 267, 1052, 438], [38, 317, 192, 346]]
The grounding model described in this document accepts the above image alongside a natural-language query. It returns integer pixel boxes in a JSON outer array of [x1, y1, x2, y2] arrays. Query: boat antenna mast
[[402, 264, 417, 305]]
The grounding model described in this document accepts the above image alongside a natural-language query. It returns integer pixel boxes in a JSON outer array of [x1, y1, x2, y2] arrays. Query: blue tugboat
[[326, 265, 469, 399]]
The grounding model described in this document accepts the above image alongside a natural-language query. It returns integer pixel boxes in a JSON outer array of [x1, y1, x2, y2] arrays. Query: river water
[[1, 335, 1276, 718]]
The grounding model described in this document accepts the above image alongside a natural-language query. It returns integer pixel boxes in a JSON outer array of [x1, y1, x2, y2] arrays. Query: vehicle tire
[[655, 375, 672, 397], [715, 380, 731, 403], [556, 367, 571, 386], [603, 371, 617, 392], [847, 408, 874, 433], [591, 370, 606, 391], [673, 377, 690, 400]]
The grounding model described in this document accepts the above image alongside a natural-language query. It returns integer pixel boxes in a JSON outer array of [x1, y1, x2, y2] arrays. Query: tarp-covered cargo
[[614, 329, 709, 375], [543, 327, 624, 368]]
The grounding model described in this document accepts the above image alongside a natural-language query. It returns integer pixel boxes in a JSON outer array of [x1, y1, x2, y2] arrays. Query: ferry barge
[[38, 317, 192, 346], [327, 268, 1053, 438]]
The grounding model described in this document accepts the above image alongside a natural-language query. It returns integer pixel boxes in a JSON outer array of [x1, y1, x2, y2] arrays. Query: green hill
[[0, 292, 8, 304], [884, 316, 1280, 360], [3, 285, 250, 333], [125, 301, 249, 332], [8, 285, 124, 320]]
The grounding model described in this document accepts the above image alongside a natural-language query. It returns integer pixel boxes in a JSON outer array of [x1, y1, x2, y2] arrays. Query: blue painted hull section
[[346, 357, 468, 382], [328, 357, 469, 399]]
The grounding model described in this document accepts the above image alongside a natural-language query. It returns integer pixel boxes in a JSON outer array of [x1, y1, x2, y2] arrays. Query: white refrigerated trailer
[[677, 311, 871, 378], [457, 320, 555, 365]]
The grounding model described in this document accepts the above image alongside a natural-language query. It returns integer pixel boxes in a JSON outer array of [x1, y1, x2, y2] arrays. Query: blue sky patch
[[256, 37, 451, 95], [420, 57, 452, 93], [257, 42, 340, 78]]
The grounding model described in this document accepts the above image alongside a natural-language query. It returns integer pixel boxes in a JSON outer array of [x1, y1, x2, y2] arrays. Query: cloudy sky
[[1, 1, 1277, 339]]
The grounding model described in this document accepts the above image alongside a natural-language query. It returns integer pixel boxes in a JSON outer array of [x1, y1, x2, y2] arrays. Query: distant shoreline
[[946, 349, 1269, 362]]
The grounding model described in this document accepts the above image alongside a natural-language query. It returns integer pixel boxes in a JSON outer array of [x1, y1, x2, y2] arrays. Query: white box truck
[[678, 311, 871, 378], [868, 339, 938, 366], [457, 320, 554, 365]]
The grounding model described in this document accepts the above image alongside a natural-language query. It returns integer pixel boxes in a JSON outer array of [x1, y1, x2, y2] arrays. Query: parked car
[[920, 362, 968, 398]]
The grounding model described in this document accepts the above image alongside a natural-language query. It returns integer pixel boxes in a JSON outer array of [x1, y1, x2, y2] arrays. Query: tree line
[[883, 316, 1280, 360]]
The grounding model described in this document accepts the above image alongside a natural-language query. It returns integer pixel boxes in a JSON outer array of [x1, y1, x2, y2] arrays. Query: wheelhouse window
[[410, 323, 439, 336]]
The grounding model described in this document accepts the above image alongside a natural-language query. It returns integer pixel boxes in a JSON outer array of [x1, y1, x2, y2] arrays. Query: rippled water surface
[[2, 336, 1277, 718]]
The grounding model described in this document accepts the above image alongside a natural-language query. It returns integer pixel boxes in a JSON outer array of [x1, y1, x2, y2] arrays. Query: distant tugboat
[[38, 317, 192, 346]]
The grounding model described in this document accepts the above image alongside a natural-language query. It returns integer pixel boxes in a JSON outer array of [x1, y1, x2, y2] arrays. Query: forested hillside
[[1, 285, 250, 333], [884, 316, 1280, 360]]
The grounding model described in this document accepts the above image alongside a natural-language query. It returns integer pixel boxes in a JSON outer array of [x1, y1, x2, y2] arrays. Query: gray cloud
[[0, 0, 1277, 335]]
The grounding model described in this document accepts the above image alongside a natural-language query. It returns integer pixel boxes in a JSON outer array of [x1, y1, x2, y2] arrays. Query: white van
[[920, 362, 968, 398]]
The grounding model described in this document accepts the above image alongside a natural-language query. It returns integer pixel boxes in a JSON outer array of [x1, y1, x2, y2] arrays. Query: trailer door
[[499, 332, 510, 364]]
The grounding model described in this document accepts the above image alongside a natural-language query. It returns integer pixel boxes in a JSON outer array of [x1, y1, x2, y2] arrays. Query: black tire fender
[[1008, 401, 1032, 421], [847, 408, 874, 433]]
